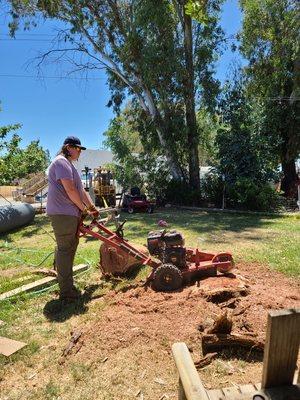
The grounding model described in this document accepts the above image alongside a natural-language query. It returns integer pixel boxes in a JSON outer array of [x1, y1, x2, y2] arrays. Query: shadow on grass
[[0, 215, 52, 242], [217, 347, 264, 363], [43, 281, 110, 322], [43, 297, 89, 322], [121, 208, 283, 242]]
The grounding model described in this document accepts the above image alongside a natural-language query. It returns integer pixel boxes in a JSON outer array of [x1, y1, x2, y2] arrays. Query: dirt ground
[[2, 262, 300, 400]]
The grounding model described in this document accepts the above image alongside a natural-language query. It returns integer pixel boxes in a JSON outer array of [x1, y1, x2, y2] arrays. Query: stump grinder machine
[[79, 210, 234, 291]]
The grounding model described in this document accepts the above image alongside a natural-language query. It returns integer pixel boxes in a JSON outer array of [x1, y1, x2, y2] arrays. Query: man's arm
[[61, 179, 85, 211], [81, 188, 94, 208]]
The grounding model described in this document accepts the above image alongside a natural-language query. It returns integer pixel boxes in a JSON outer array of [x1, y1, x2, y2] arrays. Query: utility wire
[[0, 73, 105, 80]]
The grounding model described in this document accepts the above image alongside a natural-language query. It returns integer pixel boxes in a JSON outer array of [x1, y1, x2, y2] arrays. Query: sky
[[0, 0, 243, 159]]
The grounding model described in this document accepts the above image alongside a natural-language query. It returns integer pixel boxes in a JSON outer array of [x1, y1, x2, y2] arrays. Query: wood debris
[[34, 269, 57, 277], [206, 311, 233, 334], [220, 298, 239, 309], [154, 378, 166, 385], [194, 352, 218, 369], [61, 330, 82, 358], [202, 333, 264, 355], [232, 304, 251, 316], [140, 370, 146, 379]]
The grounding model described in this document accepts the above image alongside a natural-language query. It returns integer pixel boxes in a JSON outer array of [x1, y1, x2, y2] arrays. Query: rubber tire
[[128, 206, 134, 214], [153, 264, 183, 292]]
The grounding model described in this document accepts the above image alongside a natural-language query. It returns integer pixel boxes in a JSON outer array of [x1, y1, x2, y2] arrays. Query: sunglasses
[[72, 145, 82, 151]]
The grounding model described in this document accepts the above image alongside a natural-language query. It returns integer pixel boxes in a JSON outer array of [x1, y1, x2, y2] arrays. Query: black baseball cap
[[63, 136, 86, 150]]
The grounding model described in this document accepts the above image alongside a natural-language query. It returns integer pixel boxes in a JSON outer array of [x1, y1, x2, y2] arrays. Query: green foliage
[[216, 72, 279, 185], [196, 108, 228, 165], [200, 173, 223, 206], [239, 0, 300, 194], [226, 178, 282, 211], [0, 116, 50, 185], [201, 174, 282, 211], [7, 0, 224, 187], [164, 179, 201, 206]]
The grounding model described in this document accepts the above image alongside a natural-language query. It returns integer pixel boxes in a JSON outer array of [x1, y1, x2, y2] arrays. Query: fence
[[0, 186, 17, 199]]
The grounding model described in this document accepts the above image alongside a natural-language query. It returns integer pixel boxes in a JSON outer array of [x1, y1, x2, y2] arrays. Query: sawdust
[[1, 262, 299, 399], [67, 262, 300, 398]]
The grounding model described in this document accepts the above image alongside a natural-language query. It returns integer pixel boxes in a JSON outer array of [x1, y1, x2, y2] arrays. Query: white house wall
[[74, 149, 114, 174]]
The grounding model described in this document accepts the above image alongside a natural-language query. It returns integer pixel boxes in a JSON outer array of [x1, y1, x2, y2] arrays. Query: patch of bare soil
[[1, 263, 299, 400], [67, 262, 300, 398]]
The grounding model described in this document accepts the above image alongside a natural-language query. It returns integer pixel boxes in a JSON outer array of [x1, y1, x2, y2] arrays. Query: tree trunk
[[182, 3, 200, 191], [281, 158, 298, 198], [142, 86, 186, 181], [154, 116, 185, 181]]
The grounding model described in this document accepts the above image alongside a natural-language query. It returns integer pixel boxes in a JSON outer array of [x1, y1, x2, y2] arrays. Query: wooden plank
[[260, 384, 300, 400], [222, 387, 241, 397], [261, 309, 300, 389], [254, 383, 261, 390], [179, 379, 188, 400], [208, 384, 300, 400], [0, 264, 89, 301], [0, 336, 27, 356], [207, 389, 224, 400], [172, 342, 210, 400], [238, 384, 256, 394]]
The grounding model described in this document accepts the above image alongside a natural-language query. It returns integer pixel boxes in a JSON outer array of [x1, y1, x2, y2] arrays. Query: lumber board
[[207, 389, 224, 400], [261, 309, 300, 388], [0, 336, 27, 356], [238, 384, 257, 394], [0, 264, 89, 301], [260, 385, 300, 400], [222, 387, 241, 396], [208, 385, 300, 400], [172, 342, 209, 400]]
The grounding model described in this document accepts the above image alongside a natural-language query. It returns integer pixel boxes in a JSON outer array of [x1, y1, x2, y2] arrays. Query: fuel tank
[[0, 203, 35, 234]]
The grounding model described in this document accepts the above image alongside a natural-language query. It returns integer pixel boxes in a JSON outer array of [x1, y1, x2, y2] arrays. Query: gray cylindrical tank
[[0, 203, 35, 234]]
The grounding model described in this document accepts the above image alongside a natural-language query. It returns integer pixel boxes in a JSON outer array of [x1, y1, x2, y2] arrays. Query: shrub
[[200, 173, 224, 207], [163, 179, 201, 206], [201, 174, 282, 211]]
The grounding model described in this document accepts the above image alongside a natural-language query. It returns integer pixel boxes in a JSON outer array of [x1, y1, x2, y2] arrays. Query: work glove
[[87, 204, 100, 219]]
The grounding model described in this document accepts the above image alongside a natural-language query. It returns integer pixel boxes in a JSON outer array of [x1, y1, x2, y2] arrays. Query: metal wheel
[[153, 264, 183, 292], [128, 206, 134, 214]]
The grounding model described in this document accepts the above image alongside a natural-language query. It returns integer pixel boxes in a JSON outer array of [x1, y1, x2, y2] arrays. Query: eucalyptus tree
[[7, 0, 224, 190], [240, 0, 300, 196]]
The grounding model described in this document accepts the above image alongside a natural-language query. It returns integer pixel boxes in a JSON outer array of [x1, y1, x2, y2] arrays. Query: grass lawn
[[0, 208, 299, 399]]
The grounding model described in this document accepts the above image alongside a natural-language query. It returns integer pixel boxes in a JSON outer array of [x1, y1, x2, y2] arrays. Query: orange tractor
[[79, 211, 234, 291]]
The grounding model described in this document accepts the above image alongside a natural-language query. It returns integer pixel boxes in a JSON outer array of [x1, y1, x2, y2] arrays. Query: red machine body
[[79, 216, 234, 291]]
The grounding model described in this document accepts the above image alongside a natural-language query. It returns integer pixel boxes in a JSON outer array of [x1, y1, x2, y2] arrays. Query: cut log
[[202, 333, 264, 355]]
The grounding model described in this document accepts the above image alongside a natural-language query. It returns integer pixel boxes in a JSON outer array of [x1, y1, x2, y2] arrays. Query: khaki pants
[[49, 215, 80, 296]]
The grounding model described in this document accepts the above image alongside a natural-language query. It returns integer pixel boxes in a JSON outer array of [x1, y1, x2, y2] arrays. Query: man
[[46, 136, 99, 302]]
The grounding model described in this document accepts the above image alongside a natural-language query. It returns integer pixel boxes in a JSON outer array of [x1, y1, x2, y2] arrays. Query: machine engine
[[147, 230, 186, 268]]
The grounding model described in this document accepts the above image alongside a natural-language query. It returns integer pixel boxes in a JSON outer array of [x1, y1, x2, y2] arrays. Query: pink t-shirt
[[46, 155, 83, 217]]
